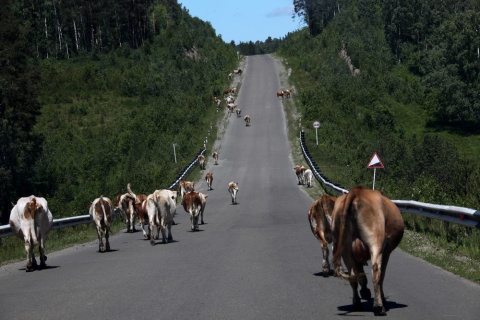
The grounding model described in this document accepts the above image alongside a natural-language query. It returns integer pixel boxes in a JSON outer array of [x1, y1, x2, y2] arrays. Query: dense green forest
[[280, 0, 480, 210], [0, 0, 238, 223]]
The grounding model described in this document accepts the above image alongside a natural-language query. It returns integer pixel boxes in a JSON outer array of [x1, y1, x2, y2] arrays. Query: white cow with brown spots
[[244, 115, 251, 126], [212, 151, 219, 165], [89, 196, 113, 252], [9, 196, 53, 272], [228, 181, 239, 204]]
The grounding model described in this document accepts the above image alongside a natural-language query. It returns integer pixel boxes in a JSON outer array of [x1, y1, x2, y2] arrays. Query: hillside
[[0, 0, 238, 222]]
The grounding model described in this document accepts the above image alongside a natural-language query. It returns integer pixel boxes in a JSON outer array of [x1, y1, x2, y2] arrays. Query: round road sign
[[313, 121, 321, 129]]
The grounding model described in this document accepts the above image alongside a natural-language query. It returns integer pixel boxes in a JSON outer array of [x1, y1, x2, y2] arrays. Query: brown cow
[[127, 184, 149, 238], [212, 151, 219, 165], [308, 195, 337, 276], [205, 172, 213, 190], [181, 191, 206, 231], [332, 186, 404, 316], [179, 180, 195, 198], [89, 196, 113, 252], [276, 91, 284, 99], [198, 154, 206, 170]]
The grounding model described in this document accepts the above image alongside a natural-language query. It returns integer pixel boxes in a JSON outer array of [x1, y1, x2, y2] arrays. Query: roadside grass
[[274, 54, 480, 285], [0, 220, 126, 266]]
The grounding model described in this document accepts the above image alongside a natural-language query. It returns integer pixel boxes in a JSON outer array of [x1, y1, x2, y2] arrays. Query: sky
[[178, 0, 306, 44]]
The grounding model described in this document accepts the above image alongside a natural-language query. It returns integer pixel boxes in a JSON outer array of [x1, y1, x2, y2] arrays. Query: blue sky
[[178, 0, 306, 44]]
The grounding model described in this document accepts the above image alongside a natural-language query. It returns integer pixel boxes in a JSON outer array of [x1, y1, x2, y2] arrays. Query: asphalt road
[[1, 55, 479, 320]]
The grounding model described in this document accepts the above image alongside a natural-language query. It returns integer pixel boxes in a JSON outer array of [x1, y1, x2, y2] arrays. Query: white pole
[[315, 128, 318, 146], [173, 143, 177, 164], [373, 168, 376, 190]]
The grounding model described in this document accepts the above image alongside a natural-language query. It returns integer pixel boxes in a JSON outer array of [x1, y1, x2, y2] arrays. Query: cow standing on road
[[89, 196, 113, 252], [9, 196, 53, 271]]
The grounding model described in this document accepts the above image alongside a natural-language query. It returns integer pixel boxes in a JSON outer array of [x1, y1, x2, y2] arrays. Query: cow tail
[[100, 197, 108, 227], [127, 183, 138, 203], [332, 192, 356, 281]]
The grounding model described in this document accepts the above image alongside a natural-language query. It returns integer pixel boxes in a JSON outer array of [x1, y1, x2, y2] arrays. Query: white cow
[[146, 189, 178, 245], [89, 196, 113, 252], [9, 196, 53, 271], [244, 115, 251, 126], [228, 181, 239, 205], [304, 169, 313, 187]]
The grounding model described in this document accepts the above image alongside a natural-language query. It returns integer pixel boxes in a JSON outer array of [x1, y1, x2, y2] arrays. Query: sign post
[[313, 121, 321, 145], [367, 152, 384, 190], [173, 143, 178, 164]]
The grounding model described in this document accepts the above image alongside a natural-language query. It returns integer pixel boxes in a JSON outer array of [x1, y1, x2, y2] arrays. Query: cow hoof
[[373, 306, 386, 316], [40, 262, 47, 270], [168, 236, 173, 242], [150, 240, 155, 246], [322, 269, 330, 277], [360, 287, 371, 300]]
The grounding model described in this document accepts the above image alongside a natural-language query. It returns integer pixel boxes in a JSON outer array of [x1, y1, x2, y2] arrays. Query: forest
[[1, 0, 479, 225], [0, 0, 238, 223]]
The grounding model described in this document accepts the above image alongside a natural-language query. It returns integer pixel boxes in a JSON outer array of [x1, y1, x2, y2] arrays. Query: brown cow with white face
[[308, 195, 337, 276], [181, 191, 205, 231], [332, 186, 404, 316], [9, 196, 53, 271], [205, 172, 213, 190], [276, 91, 284, 99], [89, 196, 113, 252], [179, 180, 195, 198], [212, 152, 219, 165]]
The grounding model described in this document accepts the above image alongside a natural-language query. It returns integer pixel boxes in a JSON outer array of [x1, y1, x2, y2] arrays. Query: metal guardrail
[[299, 131, 480, 229], [0, 148, 206, 239]]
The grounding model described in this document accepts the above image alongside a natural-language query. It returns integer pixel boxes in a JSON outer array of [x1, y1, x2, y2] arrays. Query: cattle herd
[[7, 67, 404, 316]]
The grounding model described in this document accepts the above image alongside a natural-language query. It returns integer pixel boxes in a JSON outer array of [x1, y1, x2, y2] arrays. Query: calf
[[332, 186, 405, 316], [308, 195, 337, 276], [146, 189, 177, 245], [244, 115, 251, 126], [276, 91, 284, 99], [89, 196, 113, 252], [284, 88, 293, 98], [181, 191, 205, 231], [212, 151, 219, 165], [198, 154, 206, 170], [205, 172, 213, 190], [9, 196, 53, 271], [228, 181, 239, 204], [236, 108, 242, 117]]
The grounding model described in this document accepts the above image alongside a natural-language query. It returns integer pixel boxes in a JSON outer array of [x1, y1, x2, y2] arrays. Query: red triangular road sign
[[367, 152, 384, 169]]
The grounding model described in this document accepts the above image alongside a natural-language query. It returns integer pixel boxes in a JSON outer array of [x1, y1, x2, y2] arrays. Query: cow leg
[[321, 239, 331, 277], [190, 214, 195, 231], [160, 224, 167, 244], [24, 237, 36, 272], [97, 226, 105, 252], [167, 221, 173, 242], [131, 213, 137, 232], [371, 253, 386, 316], [149, 221, 155, 246], [38, 234, 47, 269], [105, 227, 110, 251]]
